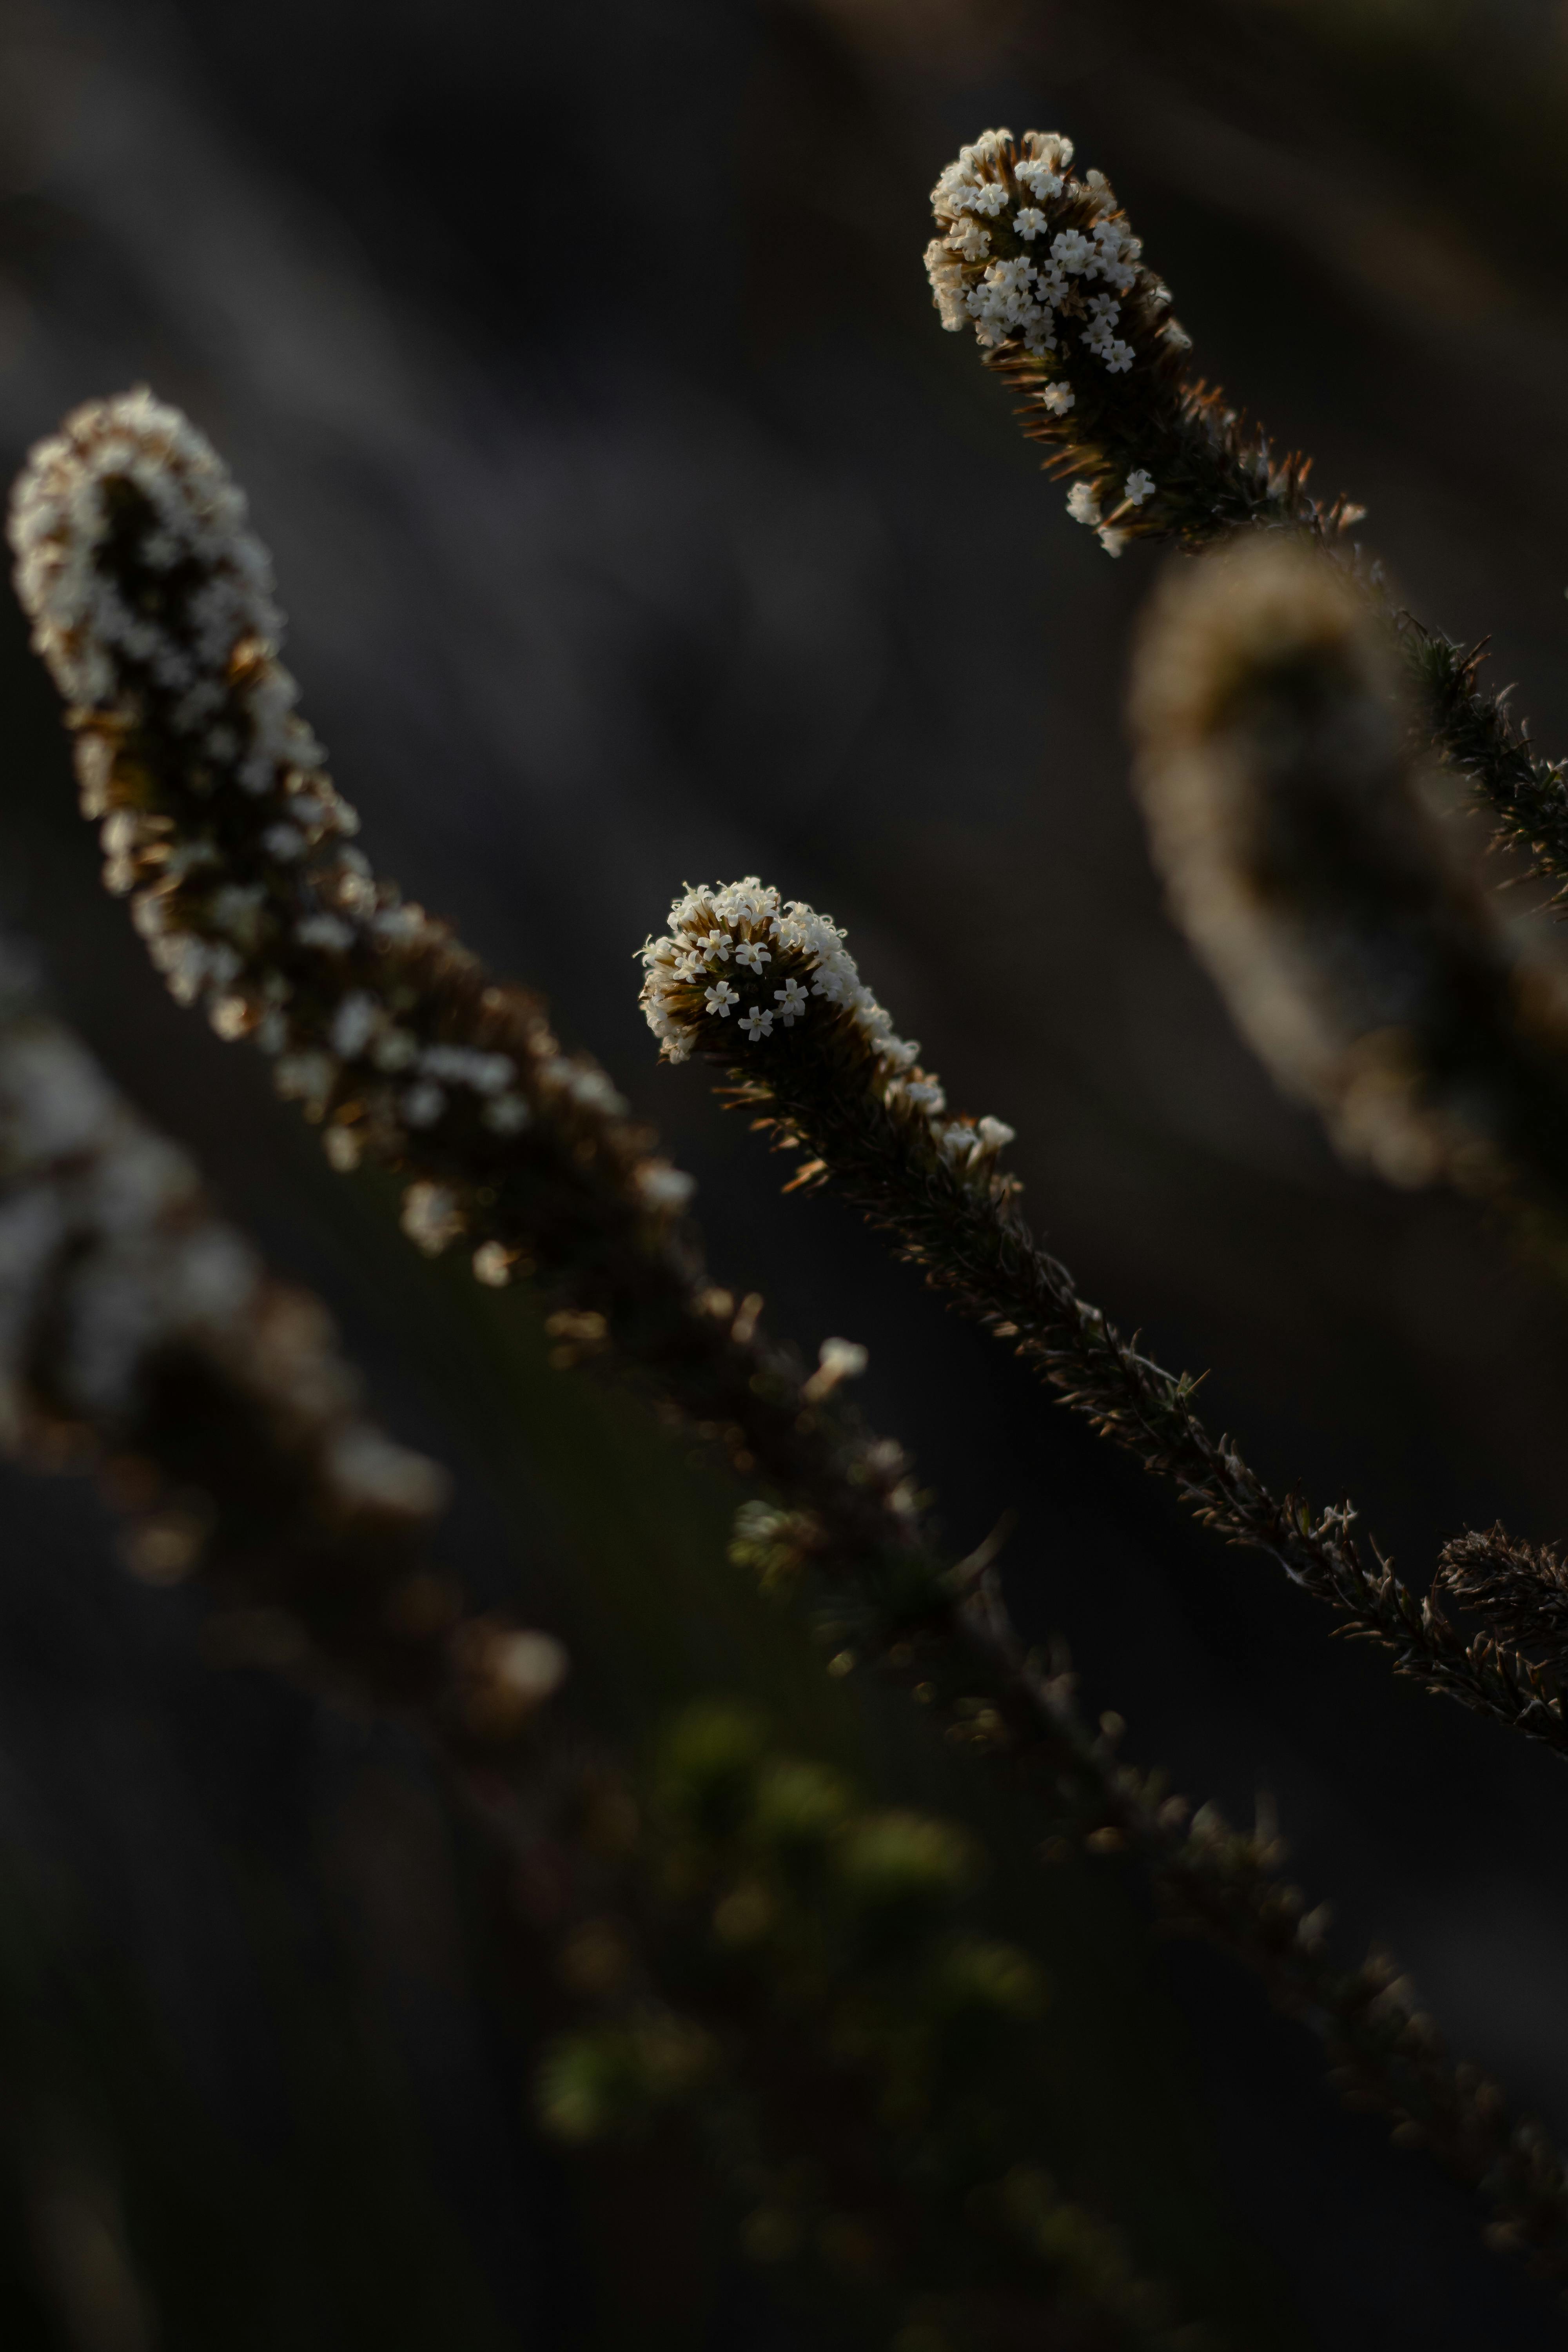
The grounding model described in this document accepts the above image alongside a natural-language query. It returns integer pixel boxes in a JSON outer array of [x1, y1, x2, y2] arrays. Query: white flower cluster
[[640, 878, 1016, 1180], [925, 129, 1145, 376], [10, 388, 325, 794]]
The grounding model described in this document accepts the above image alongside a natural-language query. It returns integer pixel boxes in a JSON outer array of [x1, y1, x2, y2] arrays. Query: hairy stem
[[642, 876, 1568, 1764]]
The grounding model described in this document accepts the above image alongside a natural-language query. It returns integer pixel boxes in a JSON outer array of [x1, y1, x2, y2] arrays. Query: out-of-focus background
[[5, 0, 1568, 2344]]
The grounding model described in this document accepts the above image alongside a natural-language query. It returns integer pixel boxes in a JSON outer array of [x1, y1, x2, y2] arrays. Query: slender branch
[[639, 873, 1568, 1761], [922, 127, 1568, 890], [956, 1570, 1568, 2280]]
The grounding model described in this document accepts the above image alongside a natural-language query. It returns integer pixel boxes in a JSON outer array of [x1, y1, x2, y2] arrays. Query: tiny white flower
[[566, 1067, 628, 1116], [1051, 229, 1092, 274], [209, 995, 251, 1042], [705, 979, 740, 1017], [401, 1081, 446, 1128], [372, 1027, 419, 1072], [1124, 468, 1155, 507], [483, 1093, 531, 1135], [967, 178, 1009, 218], [801, 1335, 869, 1404], [701, 927, 733, 962], [472, 1241, 515, 1287], [734, 938, 772, 973], [773, 978, 810, 1025], [986, 256, 1035, 303], [330, 992, 380, 1058], [401, 1181, 462, 1256], [274, 1051, 336, 1107], [372, 904, 428, 944], [295, 914, 353, 952], [1040, 381, 1076, 416], [949, 218, 990, 262], [637, 1161, 696, 1211], [739, 1005, 773, 1041], [1014, 206, 1048, 240], [1015, 158, 1065, 203], [1066, 481, 1102, 526]]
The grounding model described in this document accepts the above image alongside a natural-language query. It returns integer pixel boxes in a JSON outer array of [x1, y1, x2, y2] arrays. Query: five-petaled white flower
[[735, 938, 772, 973], [739, 1005, 774, 1040], [1125, 468, 1155, 507], [773, 979, 810, 1025], [705, 979, 740, 1016], [701, 926, 732, 960], [1015, 161, 1063, 203]]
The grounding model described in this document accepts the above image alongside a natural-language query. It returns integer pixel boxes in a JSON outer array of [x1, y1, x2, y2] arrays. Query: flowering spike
[[7, 390, 711, 1281], [0, 942, 567, 1740], [637, 855, 1568, 1778], [925, 128, 1361, 554], [640, 876, 1016, 1189], [926, 129, 1568, 907], [1131, 535, 1568, 1220]]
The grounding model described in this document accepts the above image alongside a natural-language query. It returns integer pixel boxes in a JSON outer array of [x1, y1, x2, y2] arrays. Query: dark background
[[4, 0, 1568, 2345]]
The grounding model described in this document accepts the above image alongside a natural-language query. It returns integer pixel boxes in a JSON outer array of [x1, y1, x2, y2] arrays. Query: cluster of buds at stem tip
[[7, 389, 697, 1293], [0, 941, 567, 1742], [926, 129, 1365, 555], [1130, 537, 1568, 1216], [639, 877, 1017, 1191]]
